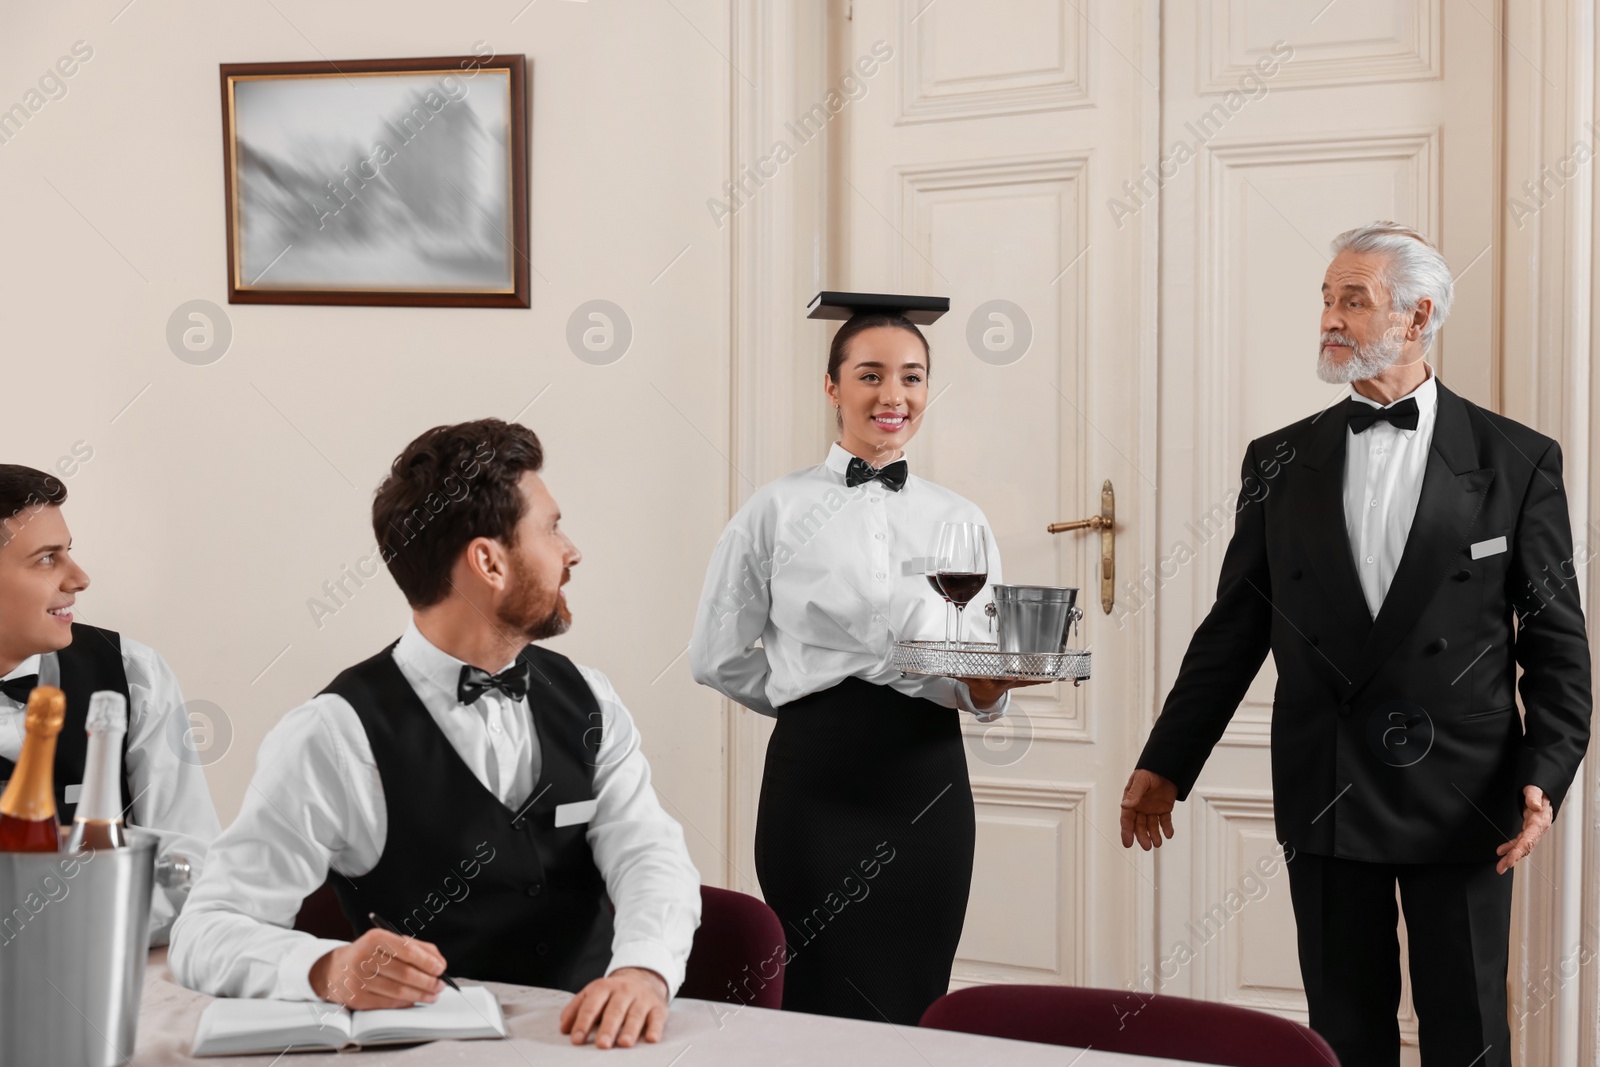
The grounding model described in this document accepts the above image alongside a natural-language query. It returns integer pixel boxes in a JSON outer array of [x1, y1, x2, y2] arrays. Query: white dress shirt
[[169, 621, 701, 1003], [0, 637, 221, 945], [690, 443, 1009, 721], [1344, 371, 1439, 617]]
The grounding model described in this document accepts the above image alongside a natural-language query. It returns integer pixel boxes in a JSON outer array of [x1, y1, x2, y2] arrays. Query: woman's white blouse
[[690, 443, 1009, 722]]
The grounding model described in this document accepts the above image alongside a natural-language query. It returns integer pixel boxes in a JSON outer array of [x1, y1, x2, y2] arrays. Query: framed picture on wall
[[219, 54, 529, 307]]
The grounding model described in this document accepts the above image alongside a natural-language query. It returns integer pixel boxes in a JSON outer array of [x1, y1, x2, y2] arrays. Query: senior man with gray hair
[[1120, 222, 1591, 1065]]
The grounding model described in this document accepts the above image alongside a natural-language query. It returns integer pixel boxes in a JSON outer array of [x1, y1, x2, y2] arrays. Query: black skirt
[[754, 675, 975, 1024]]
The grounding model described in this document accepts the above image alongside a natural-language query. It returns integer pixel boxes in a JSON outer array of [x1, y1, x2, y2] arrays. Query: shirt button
[[536, 942, 550, 956], [1370, 500, 1378, 507], [1366, 555, 1375, 564], [874, 532, 884, 540], [526, 882, 543, 897], [490, 721, 501, 734], [875, 572, 886, 580]]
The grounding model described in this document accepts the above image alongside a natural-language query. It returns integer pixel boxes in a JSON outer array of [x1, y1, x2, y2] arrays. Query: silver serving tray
[[892, 641, 1091, 683]]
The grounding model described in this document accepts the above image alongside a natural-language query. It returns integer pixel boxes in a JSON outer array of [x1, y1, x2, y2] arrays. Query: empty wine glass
[[921, 549, 954, 649]]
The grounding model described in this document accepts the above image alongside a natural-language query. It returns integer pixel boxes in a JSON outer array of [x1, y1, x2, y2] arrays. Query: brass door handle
[[1047, 480, 1115, 614]]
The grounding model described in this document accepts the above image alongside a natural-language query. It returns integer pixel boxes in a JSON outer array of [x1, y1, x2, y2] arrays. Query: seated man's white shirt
[[0, 636, 221, 944], [169, 622, 701, 1001]]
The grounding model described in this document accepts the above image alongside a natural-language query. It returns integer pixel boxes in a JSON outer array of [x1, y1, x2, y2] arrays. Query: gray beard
[[1317, 333, 1404, 384]]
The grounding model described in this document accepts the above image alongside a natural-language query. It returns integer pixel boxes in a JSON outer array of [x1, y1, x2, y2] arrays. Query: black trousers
[[755, 677, 975, 1025], [1285, 851, 1515, 1066]]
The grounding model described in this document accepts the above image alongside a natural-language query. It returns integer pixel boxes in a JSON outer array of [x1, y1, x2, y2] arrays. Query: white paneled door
[[840, 0, 1157, 996], [828, 2, 1505, 1062]]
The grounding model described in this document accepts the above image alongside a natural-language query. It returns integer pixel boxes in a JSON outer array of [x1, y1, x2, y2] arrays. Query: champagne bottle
[[0, 686, 66, 852], [65, 691, 128, 852]]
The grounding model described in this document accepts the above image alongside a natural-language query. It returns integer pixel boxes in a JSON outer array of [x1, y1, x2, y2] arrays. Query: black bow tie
[[845, 457, 908, 492], [1347, 396, 1419, 434], [0, 675, 38, 705], [457, 661, 532, 706]]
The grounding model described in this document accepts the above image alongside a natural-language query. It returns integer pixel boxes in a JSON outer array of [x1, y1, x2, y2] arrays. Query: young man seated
[[170, 420, 701, 1051], [0, 465, 221, 943]]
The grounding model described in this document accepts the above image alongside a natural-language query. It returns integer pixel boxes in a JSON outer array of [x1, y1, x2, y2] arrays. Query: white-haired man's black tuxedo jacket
[[1138, 381, 1591, 862]]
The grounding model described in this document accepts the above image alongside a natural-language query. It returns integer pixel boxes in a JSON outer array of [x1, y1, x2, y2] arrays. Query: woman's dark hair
[[372, 419, 545, 608], [826, 313, 932, 382], [0, 465, 67, 523]]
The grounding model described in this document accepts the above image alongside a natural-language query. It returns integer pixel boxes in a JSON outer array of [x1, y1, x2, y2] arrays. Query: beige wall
[[7, 2, 1600, 1057], [0, 1, 733, 884]]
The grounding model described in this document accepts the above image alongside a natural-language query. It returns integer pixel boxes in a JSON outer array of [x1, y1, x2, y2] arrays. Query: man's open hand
[[1120, 769, 1178, 850], [559, 966, 670, 1050], [1496, 784, 1553, 875], [308, 928, 447, 1010]]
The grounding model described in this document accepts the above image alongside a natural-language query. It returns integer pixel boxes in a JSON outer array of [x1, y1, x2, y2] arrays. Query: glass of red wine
[[935, 522, 988, 648]]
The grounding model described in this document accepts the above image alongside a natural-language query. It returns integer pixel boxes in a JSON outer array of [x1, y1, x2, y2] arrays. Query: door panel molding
[[953, 778, 1091, 986], [898, 153, 1094, 741], [1197, 0, 1442, 93], [895, 0, 1092, 123]]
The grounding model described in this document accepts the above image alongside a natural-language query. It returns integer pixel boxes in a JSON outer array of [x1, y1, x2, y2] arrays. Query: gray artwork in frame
[[220, 54, 529, 307]]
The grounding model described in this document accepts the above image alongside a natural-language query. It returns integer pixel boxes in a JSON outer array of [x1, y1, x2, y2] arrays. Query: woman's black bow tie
[[845, 457, 908, 491]]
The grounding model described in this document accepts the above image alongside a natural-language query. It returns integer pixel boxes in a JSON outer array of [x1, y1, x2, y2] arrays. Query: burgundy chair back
[[293, 881, 785, 1009], [920, 984, 1339, 1066], [292, 880, 356, 940], [678, 886, 785, 1009]]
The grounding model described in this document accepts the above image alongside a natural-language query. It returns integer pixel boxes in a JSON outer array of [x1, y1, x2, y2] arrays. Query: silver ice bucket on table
[[989, 585, 1083, 653], [0, 827, 157, 1067]]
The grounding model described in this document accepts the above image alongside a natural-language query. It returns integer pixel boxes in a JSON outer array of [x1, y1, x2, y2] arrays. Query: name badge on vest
[[554, 799, 598, 827]]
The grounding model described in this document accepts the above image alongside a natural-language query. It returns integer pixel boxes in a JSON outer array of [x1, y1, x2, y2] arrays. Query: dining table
[[130, 949, 1208, 1066]]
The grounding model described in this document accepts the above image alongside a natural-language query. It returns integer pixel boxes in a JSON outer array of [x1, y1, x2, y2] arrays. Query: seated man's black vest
[[0, 623, 134, 822], [321, 640, 615, 992]]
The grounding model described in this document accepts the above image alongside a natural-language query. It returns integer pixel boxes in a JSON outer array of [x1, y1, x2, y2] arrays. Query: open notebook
[[191, 986, 506, 1056]]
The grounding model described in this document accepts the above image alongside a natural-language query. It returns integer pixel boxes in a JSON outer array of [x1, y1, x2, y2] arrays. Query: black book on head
[[807, 291, 950, 325]]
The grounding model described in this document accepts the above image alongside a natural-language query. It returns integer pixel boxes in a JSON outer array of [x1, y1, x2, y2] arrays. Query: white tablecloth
[[132, 951, 1201, 1066]]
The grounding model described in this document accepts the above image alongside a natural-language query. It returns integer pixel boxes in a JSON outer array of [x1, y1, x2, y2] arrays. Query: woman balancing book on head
[[689, 292, 1047, 1025]]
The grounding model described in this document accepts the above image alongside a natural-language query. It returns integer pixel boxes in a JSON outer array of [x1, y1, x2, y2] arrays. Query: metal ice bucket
[[0, 827, 157, 1067], [989, 585, 1083, 653]]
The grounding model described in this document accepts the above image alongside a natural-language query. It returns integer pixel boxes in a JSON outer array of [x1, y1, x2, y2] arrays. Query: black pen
[[368, 911, 462, 992]]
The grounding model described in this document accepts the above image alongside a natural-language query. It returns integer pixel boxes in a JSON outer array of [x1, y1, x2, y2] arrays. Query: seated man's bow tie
[[1347, 396, 1419, 434], [457, 661, 532, 706], [0, 675, 39, 704], [845, 456, 909, 492]]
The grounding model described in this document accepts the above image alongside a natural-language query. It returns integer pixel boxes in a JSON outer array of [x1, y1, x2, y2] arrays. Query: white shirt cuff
[[277, 936, 351, 1002], [955, 680, 1009, 722], [607, 941, 688, 1000]]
